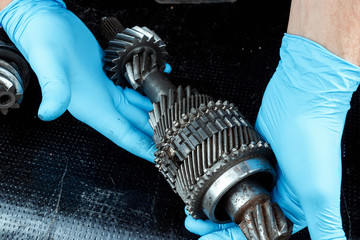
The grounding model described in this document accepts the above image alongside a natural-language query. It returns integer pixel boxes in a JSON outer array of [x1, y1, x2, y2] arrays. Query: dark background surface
[[0, 0, 359, 239]]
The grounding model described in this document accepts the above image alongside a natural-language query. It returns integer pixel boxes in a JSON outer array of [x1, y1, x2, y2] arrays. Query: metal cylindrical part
[[221, 179, 270, 224], [201, 157, 276, 223], [143, 71, 176, 103]]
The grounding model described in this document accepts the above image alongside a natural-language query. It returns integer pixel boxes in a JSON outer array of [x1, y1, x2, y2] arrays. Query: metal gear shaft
[[102, 17, 293, 240], [0, 28, 30, 115]]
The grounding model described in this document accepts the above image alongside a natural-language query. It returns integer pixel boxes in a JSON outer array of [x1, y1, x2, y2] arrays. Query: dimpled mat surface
[[0, 0, 359, 239]]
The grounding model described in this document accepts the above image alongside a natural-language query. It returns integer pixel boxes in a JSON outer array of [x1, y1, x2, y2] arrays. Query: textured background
[[0, 0, 359, 239]]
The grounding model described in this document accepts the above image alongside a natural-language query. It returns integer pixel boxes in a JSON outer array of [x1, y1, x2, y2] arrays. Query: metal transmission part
[[0, 29, 30, 115], [102, 17, 293, 240]]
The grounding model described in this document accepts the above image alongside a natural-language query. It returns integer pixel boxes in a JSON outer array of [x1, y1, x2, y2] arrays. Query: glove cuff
[[0, 0, 66, 33], [279, 33, 360, 95]]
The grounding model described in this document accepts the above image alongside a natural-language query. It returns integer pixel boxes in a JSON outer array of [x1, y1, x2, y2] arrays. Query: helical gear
[[103, 24, 168, 89]]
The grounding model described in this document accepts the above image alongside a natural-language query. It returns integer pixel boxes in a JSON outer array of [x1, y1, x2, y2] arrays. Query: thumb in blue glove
[[0, 0, 157, 162], [185, 209, 246, 240]]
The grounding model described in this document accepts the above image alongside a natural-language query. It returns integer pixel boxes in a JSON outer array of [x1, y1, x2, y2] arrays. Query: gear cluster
[[102, 17, 293, 240], [150, 85, 274, 220]]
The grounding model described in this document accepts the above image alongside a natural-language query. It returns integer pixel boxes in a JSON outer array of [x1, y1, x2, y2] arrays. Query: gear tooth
[[1, 108, 8, 115], [11, 103, 20, 109], [116, 48, 127, 54], [240, 144, 247, 152], [122, 28, 144, 40], [223, 155, 231, 162], [256, 141, 263, 148], [159, 44, 168, 53], [231, 148, 239, 154], [132, 26, 154, 40], [104, 64, 114, 73], [112, 57, 122, 65], [110, 64, 118, 72], [148, 36, 155, 43], [142, 26, 162, 41], [105, 48, 120, 56], [139, 37, 147, 44], [199, 104, 207, 112], [141, 26, 154, 34], [103, 57, 115, 64], [14, 94, 22, 101], [111, 71, 120, 81], [109, 39, 131, 49], [208, 101, 215, 109], [154, 156, 161, 163]]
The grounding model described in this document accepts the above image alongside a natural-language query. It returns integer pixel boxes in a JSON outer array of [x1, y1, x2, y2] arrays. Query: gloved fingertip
[[164, 63, 172, 74], [122, 87, 153, 112], [184, 215, 211, 235], [144, 143, 157, 163], [199, 235, 221, 240], [38, 94, 69, 121], [184, 215, 196, 232]]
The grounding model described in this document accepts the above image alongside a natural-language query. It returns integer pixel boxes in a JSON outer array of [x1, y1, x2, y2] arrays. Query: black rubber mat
[[0, 0, 359, 239]]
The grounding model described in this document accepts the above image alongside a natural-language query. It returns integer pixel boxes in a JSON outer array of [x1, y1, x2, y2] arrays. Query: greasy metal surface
[[0, 0, 357, 239]]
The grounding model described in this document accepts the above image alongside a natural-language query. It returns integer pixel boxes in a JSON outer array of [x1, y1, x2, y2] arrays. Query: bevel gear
[[102, 17, 293, 240], [102, 17, 168, 89]]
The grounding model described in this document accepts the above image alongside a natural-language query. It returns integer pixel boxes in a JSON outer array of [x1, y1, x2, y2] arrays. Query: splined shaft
[[102, 17, 293, 240]]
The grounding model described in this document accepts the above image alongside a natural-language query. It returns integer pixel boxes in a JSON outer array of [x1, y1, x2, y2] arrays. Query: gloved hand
[[0, 0, 158, 162], [185, 34, 360, 239]]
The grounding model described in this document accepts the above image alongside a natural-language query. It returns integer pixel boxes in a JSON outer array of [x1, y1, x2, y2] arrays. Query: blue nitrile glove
[[0, 0, 157, 162], [185, 33, 360, 240]]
